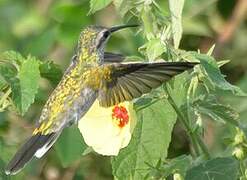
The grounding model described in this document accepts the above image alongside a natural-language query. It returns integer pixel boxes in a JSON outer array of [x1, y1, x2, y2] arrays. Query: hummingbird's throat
[[112, 105, 129, 128]]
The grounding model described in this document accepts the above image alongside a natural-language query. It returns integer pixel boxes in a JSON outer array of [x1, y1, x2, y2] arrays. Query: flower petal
[[78, 100, 136, 156]]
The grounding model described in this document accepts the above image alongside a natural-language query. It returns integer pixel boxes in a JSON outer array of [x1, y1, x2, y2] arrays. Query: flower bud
[[232, 147, 245, 160], [195, 111, 202, 127], [234, 129, 245, 145], [173, 173, 183, 180]]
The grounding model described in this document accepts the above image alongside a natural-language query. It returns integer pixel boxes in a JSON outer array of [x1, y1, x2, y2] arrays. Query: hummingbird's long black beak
[[109, 24, 139, 33]]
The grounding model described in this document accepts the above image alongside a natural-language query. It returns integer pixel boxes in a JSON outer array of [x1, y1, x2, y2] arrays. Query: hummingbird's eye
[[103, 31, 110, 39], [97, 30, 110, 48]]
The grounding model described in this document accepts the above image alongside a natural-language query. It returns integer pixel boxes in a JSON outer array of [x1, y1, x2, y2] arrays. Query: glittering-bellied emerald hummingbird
[[5, 24, 198, 175]]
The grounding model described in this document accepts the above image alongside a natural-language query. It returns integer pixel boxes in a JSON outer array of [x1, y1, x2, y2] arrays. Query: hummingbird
[[5, 24, 198, 175]]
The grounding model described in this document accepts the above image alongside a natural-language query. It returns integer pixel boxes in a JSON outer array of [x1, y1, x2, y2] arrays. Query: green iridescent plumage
[[5, 24, 198, 175]]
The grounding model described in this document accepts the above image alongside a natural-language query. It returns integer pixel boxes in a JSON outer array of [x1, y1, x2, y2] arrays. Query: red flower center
[[112, 105, 129, 128]]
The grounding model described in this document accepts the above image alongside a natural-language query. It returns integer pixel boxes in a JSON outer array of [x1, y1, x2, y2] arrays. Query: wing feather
[[98, 61, 198, 107]]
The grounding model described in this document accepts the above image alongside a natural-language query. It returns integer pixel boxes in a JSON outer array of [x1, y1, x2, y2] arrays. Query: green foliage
[[185, 157, 239, 180], [162, 155, 192, 178], [0, 62, 17, 84], [112, 99, 177, 179], [89, 0, 113, 14], [0, 52, 62, 115], [169, 0, 185, 48], [145, 38, 166, 60], [39, 61, 63, 86], [196, 53, 246, 96], [13, 57, 40, 115], [147, 155, 192, 179], [55, 126, 88, 167], [195, 96, 239, 126]]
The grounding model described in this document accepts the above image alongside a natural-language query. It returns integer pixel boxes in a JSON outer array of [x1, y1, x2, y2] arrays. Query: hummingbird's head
[[77, 24, 138, 63]]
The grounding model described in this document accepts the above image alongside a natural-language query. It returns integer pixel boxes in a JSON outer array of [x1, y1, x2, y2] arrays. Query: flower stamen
[[112, 105, 129, 128]]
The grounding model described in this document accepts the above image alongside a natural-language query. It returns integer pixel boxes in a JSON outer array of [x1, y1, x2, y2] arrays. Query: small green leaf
[[39, 61, 63, 86], [206, 44, 215, 56], [1, 51, 25, 65], [217, 60, 230, 67], [112, 99, 177, 179], [169, 0, 185, 48], [11, 56, 40, 115], [195, 53, 246, 96], [0, 62, 18, 83], [55, 126, 88, 167], [185, 157, 239, 180], [89, 0, 113, 14]]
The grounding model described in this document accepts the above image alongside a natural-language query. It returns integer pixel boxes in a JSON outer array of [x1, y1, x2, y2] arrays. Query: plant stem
[[164, 84, 210, 159], [240, 160, 246, 179]]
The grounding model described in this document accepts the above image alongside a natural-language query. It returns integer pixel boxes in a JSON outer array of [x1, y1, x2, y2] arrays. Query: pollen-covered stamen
[[112, 105, 129, 128]]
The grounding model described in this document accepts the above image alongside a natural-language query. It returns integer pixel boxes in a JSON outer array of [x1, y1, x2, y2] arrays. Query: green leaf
[[55, 126, 87, 167], [169, 0, 185, 48], [185, 157, 239, 180], [112, 99, 177, 179], [39, 61, 63, 86], [160, 155, 192, 178], [11, 56, 40, 115], [146, 39, 165, 60], [0, 62, 18, 83], [0, 51, 25, 65], [167, 72, 189, 107], [89, 0, 113, 14], [195, 96, 239, 126], [195, 53, 246, 96]]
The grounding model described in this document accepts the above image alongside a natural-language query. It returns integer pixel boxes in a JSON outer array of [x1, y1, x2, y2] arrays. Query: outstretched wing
[[98, 61, 198, 107]]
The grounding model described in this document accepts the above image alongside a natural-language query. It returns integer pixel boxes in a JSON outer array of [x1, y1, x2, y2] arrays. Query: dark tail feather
[[5, 133, 55, 175]]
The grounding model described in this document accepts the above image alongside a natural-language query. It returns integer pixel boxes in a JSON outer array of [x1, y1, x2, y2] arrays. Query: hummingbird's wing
[[104, 52, 125, 63], [98, 61, 198, 107]]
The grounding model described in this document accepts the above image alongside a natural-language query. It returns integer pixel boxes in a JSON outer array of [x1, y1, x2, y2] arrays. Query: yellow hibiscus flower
[[78, 100, 137, 156]]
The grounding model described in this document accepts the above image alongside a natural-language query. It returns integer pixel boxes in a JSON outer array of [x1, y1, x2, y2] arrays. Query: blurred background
[[0, 0, 247, 179]]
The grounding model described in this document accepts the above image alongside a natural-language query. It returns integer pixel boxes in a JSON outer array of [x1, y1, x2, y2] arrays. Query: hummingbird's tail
[[5, 131, 61, 175]]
